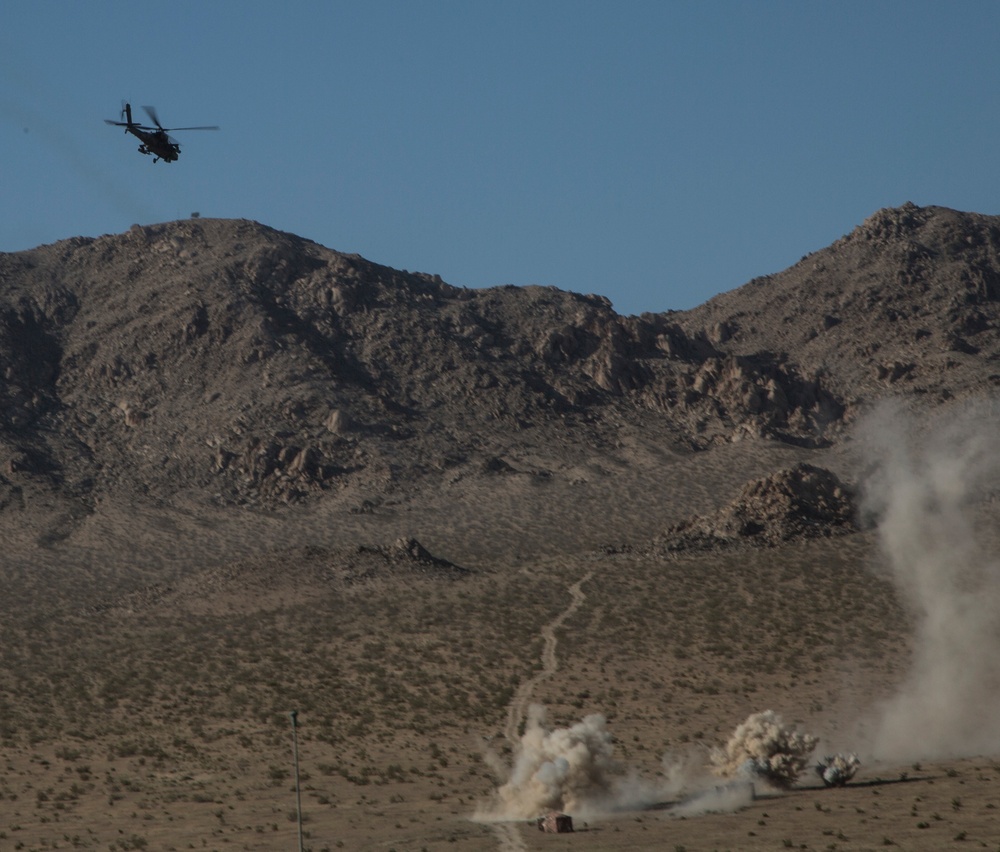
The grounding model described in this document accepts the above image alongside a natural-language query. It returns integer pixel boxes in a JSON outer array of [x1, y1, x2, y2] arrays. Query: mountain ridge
[[2, 203, 1000, 564]]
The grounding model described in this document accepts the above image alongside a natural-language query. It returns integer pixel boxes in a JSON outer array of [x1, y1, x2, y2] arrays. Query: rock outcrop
[[657, 463, 857, 552]]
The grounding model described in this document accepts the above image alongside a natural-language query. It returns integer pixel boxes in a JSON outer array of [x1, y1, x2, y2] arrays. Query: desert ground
[[4, 434, 1000, 852]]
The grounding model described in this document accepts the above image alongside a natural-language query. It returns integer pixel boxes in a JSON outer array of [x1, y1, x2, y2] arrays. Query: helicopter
[[104, 102, 218, 163]]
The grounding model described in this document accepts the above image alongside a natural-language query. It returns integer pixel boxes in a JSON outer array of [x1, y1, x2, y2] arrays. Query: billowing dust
[[860, 401, 1000, 761]]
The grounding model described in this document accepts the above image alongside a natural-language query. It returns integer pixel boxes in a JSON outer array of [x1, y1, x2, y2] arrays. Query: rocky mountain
[[678, 203, 1000, 406], [2, 203, 999, 568]]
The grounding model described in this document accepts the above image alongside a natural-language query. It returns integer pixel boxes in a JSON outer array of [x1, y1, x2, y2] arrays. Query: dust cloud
[[816, 752, 861, 787], [667, 781, 756, 817], [860, 400, 1000, 761], [478, 704, 772, 822], [476, 704, 644, 820], [710, 710, 817, 789]]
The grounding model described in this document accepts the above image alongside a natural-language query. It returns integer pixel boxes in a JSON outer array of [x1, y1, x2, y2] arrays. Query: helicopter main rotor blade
[[141, 105, 164, 130], [163, 125, 220, 131], [105, 119, 157, 131]]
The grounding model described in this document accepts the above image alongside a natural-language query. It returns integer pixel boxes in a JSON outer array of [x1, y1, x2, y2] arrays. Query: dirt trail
[[503, 569, 593, 743], [492, 569, 594, 851]]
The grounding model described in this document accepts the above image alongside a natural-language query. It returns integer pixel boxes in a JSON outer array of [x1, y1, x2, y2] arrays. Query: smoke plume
[[710, 710, 817, 789], [478, 705, 800, 821], [478, 704, 630, 819], [860, 401, 1000, 761], [815, 753, 860, 787]]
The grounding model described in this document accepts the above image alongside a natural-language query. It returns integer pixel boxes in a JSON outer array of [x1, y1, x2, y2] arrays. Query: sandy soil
[[3, 501, 998, 851]]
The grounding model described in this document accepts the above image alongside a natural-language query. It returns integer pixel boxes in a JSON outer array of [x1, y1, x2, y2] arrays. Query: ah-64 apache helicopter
[[105, 102, 219, 163]]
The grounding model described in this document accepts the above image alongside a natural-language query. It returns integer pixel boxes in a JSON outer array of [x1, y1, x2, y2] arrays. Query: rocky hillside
[[656, 463, 857, 553], [1, 204, 999, 521], [678, 203, 1000, 405]]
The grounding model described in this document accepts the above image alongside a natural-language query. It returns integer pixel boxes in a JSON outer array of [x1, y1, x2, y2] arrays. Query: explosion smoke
[[479, 704, 622, 819], [479, 705, 797, 822], [815, 753, 860, 787], [860, 402, 1000, 761], [711, 710, 817, 789]]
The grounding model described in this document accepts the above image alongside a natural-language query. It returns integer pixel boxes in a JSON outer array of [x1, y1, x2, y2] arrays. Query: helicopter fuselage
[[125, 126, 179, 163]]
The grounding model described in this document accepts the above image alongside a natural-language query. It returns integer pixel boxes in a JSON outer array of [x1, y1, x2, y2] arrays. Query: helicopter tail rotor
[[105, 101, 135, 131]]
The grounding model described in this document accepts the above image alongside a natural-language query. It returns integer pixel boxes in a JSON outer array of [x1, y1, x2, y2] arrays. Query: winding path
[[503, 570, 593, 743], [492, 569, 594, 851]]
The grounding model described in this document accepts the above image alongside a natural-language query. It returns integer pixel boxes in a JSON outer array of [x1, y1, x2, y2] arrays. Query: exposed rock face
[[2, 204, 1000, 517], [658, 463, 857, 552], [662, 354, 844, 447], [354, 537, 469, 578], [678, 203, 1000, 409]]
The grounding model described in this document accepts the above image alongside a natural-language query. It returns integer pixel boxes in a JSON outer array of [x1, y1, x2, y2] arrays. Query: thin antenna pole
[[290, 710, 304, 852]]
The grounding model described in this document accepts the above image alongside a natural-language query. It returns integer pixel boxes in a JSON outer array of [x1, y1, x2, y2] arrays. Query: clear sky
[[3, 1, 1000, 316]]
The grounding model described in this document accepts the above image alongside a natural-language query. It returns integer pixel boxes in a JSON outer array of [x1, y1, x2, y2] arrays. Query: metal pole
[[290, 710, 304, 852]]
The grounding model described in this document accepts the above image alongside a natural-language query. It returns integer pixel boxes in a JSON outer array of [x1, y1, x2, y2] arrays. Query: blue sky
[[3, 2, 1000, 315]]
